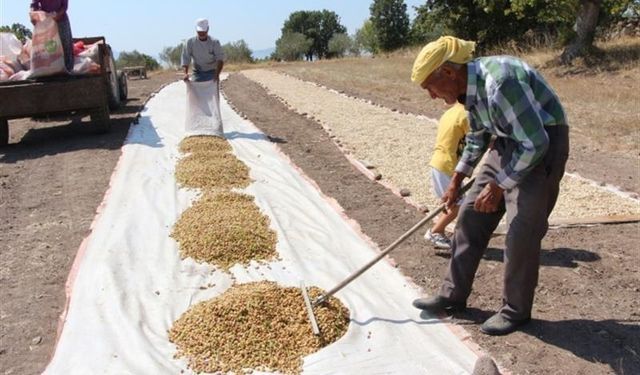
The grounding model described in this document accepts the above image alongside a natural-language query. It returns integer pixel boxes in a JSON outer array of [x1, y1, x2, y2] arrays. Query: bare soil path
[[0, 71, 177, 375], [222, 73, 640, 375]]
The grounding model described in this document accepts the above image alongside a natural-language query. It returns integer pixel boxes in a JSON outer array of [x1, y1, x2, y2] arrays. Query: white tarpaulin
[[184, 80, 224, 137], [44, 80, 479, 374]]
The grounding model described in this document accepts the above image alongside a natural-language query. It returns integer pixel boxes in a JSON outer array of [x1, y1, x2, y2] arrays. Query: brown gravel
[[168, 281, 349, 374]]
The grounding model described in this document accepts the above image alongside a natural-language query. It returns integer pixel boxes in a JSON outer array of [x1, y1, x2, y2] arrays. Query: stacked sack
[[71, 40, 102, 75], [0, 11, 102, 82], [0, 33, 31, 81]]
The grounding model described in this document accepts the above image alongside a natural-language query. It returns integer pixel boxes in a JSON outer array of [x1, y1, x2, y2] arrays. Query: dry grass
[[272, 37, 640, 154], [169, 281, 349, 374], [226, 60, 281, 72], [171, 191, 277, 270]]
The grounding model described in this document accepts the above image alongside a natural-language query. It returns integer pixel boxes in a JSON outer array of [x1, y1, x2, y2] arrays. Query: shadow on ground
[[225, 130, 287, 144], [453, 309, 640, 374], [523, 318, 640, 374], [0, 105, 139, 163], [481, 246, 600, 268]]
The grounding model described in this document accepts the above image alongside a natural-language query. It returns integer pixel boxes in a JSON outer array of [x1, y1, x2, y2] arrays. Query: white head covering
[[195, 18, 209, 32]]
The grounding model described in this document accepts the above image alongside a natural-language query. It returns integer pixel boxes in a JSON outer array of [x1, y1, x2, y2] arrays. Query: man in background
[[181, 18, 225, 83], [30, 0, 73, 71]]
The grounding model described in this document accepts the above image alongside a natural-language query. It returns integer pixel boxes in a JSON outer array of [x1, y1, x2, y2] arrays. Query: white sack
[[0, 60, 14, 81], [18, 39, 32, 70], [184, 80, 223, 137], [72, 43, 101, 75], [77, 42, 99, 60], [9, 70, 31, 81], [0, 32, 23, 64], [29, 11, 65, 78]]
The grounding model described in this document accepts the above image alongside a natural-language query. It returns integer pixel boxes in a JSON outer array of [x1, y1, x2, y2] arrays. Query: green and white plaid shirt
[[456, 56, 567, 189]]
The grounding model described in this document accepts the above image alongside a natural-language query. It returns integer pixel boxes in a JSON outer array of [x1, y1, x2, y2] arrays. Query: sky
[[1, 0, 425, 59]]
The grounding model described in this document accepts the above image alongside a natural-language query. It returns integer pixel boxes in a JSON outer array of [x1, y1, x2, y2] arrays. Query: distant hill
[[252, 47, 275, 60]]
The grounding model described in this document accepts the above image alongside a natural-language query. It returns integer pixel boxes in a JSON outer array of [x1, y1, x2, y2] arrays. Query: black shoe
[[412, 295, 466, 314], [480, 313, 530, 336]]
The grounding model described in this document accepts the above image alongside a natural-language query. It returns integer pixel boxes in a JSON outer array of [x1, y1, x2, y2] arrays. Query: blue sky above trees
[[1, 0, 423, 60]]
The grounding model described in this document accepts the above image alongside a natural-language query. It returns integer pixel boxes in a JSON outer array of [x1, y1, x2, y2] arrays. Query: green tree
[[348, 33, 362, 56], [159, 45, 182, 68], [509, 0, 636, 61], [327, 33, 352, 58], [410, 4, 445, 45], [412, 1, 539, 47], [369, 0, 410, 52], [117, 50, 160, 70], [282, 10, 320, 60], [412, 0, 636, 53], [562, 0, 602, 62], [222, 40, 254, 63], [317, 10, 348, 58], [275, 32, 313, 61], [282, 10, 347, 59], [355, 20, 378, 54], [0, 23, 32, 43]]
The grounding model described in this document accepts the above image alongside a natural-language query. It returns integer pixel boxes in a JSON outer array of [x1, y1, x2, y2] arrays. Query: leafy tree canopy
[[370, 0, 410, 52], [222, 39, 253, 64], [327, 33, 353, 58], [355, 20, 378, 54], [117, 50, 160, 70], [411, 0, 637, 49], [282, 10, 346, 59], [159, 44, 182, 68], [275, 32, 313, 61]]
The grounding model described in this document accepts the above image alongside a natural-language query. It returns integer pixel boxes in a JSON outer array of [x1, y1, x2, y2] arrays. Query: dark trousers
[[57, 17, 73, 72], [192, 69, 216, 82], [440, 125, 569, 320]]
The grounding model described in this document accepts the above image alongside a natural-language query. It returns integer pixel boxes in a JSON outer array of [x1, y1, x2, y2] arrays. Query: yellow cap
[[411, 36, 476, 84]]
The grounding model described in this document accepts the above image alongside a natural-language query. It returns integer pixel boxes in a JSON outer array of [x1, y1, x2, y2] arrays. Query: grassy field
[[240, 37, 640, 155]]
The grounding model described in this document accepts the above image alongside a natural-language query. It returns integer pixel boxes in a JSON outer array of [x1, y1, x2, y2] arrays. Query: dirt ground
[[1, 67, 637, 375], [0, 71, 177, 375], [222, 74, 639, 375]]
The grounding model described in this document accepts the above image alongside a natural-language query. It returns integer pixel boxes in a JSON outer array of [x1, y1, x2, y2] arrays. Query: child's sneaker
[[424, 229, 452, 249]]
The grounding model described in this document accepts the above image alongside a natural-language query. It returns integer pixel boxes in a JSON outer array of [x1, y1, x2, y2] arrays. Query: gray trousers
[[440, 125, 569, 320]]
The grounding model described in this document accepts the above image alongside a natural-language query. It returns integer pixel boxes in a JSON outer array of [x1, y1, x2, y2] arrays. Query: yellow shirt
[[429, 103, 469, 176]]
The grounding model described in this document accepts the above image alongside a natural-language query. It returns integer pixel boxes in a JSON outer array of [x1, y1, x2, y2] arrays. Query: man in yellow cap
[[411, 36, 569, 336]]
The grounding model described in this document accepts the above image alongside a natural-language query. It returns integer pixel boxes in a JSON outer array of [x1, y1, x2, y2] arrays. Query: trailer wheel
[[107, 50, 121, 110], [91, 107, 111, 133], [118, 71, 128, 101], [0, 119, 8, 146]]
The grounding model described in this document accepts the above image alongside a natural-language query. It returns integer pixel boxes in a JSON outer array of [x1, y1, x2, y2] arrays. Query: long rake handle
[[312, 178, 474, 307]]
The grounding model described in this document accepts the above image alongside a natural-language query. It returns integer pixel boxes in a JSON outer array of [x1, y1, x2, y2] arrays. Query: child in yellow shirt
[[425, 102, 469, 250]]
